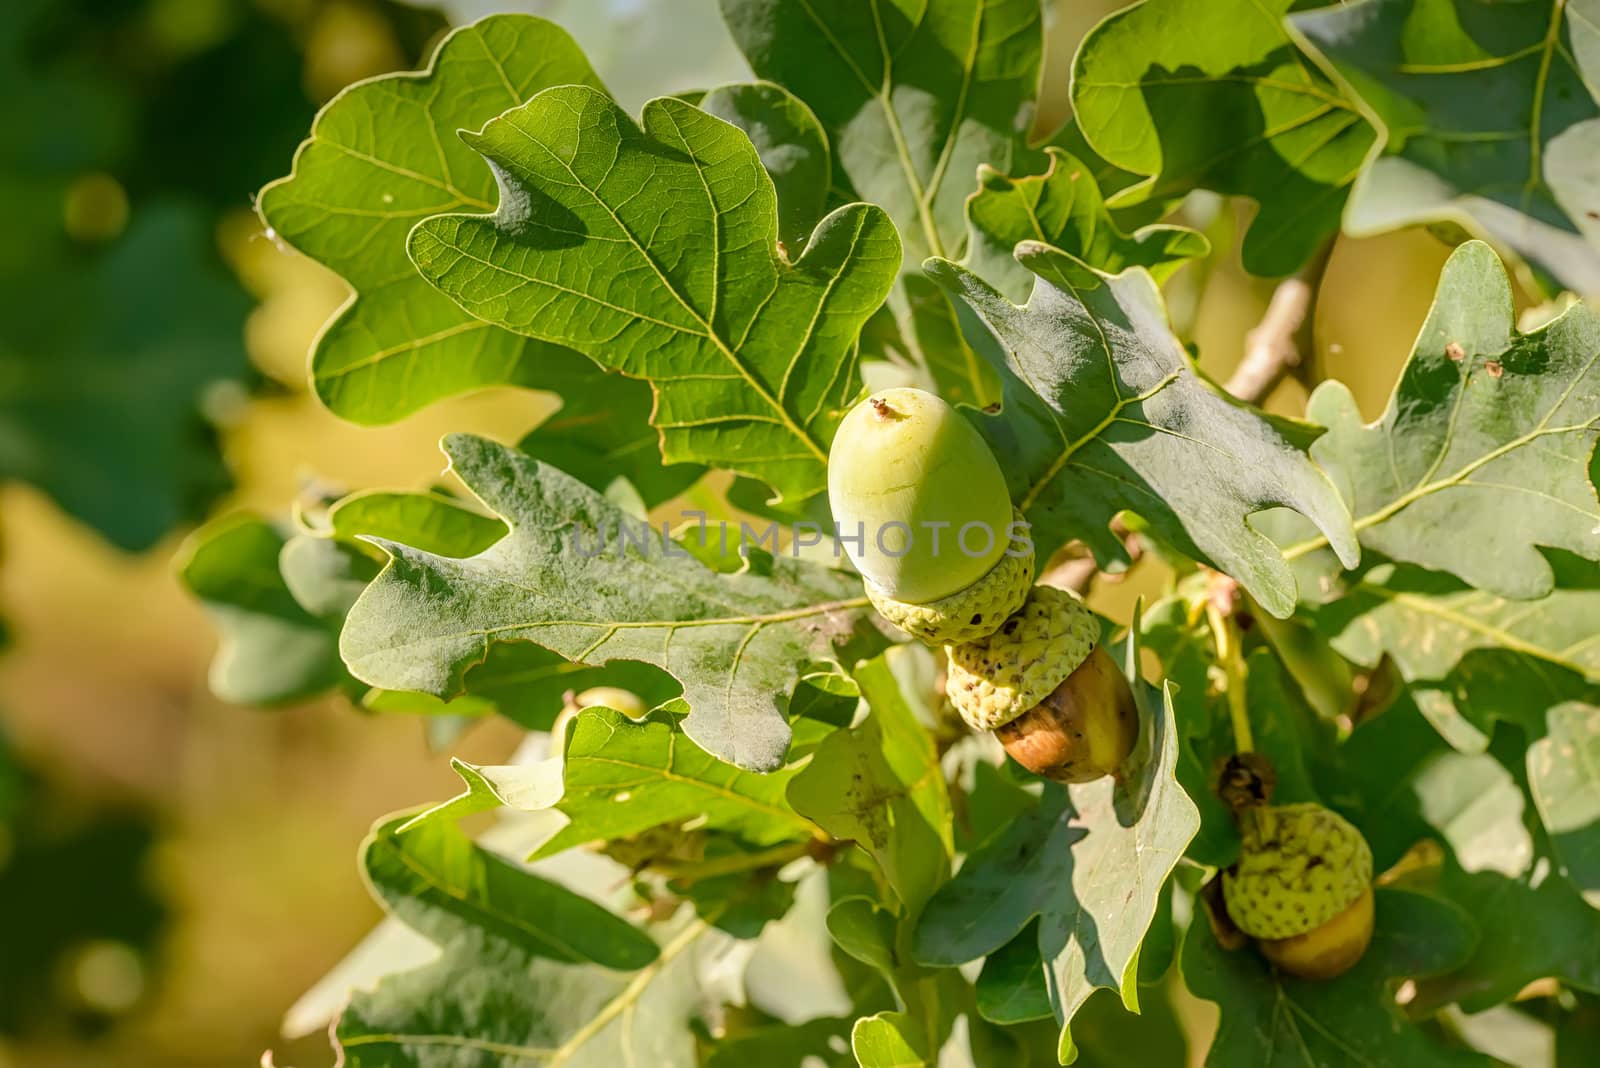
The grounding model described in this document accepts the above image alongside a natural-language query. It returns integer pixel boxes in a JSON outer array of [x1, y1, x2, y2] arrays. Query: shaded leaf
[[339, 813, 737, 1067], [787, 656, 953, 915], [1294, 0, 1600, 295], [1313, 561, 1600, 751], [929, 244, 1359, 619], [258, 15, 611, 423], [1283, 241, 1600, 600], [410, 86, 899, 504], [363, 814, 658, 971], [912, 619, 1199, 1063], [1072, 0, 1375, 276], [720, 0, 1044, 266], [341, 434, 886, 771], [1529, 701, 1600, 908], [177, 515, 353, 706], [1184, 887, 1490, 1067], [697, 80, 832, 249], [1412, 857, 1600, 1014], [964, 147, 1209, 303]]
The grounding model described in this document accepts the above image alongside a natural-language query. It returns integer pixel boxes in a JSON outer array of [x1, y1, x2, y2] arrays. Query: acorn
[[827, 387, 1032, 644], [1222, 801, 1375, 980], [828, 390, 1137, 782], [945, 584, 1137, 782]]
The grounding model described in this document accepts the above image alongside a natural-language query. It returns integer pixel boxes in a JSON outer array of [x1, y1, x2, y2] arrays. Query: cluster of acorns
[[827, 387, 1138, 784], [827, 387, 1375, 979]]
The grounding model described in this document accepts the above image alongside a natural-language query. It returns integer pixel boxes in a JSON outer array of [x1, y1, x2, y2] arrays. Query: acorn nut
[[827, 387, 1032, 644], [1222, 801, 1376, 980], [946, 584, 1138, 783]]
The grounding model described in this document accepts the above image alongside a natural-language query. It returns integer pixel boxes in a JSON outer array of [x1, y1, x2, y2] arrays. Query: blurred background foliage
[[0, 1, 1506, 1065]]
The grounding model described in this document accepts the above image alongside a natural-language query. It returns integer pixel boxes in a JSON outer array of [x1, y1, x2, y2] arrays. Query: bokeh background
[[0, 1, 1483, 1065]]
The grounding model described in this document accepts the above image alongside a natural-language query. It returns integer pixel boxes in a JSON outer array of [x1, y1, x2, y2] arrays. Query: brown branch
[[1225, 247, 1332, 405]]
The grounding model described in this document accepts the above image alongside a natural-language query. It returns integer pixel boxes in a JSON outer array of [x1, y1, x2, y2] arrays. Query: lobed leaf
[[1285, 241, 1600, 600], [788, 656, 953, 915], [912, 618, 1199, 1063], [720, 0, 1044, 267], [258, 15, 626, 424], [1294, 0, 1600, 296], [340, 434, 886, 771], [963, 147, 1209, 303], [1072, 0, 1375, 276], [410, 86, 900, 504], [1313, 561, 1600, 752], [533, 706, 823, 858], [930, 244, 1359, 619]]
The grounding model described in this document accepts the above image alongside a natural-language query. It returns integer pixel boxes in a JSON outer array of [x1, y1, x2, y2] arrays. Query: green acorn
[[1222, 801, 1375, 979], [828, 387, 1032, 643]]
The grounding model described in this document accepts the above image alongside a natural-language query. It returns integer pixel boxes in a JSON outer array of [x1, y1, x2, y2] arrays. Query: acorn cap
[[945, 584, 1099, 731], [865, 515, 1033, 645], [1222, 802, 1373, 941]]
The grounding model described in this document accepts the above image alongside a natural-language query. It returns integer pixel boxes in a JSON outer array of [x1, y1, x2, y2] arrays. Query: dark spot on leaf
[[1445, 342, 1465, 362], [1485, 360, 1503, 378]]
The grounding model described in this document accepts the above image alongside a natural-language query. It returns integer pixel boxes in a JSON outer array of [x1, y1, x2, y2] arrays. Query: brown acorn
[[945, 585, 1138, 783]]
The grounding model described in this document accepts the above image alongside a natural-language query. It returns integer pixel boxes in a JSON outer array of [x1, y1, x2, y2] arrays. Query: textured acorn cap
[[865, 518, 1033, 645], [945, 584, 1099, 731], [1223, 802, 1373, 941]]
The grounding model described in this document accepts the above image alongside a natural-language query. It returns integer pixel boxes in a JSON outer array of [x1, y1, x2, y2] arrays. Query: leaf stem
[[1205, 599, 1253, 754], [650, 838, 817, 883]]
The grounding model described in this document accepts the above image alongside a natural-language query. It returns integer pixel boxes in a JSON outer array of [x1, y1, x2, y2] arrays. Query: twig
[[1225, 247, 1332, 405]]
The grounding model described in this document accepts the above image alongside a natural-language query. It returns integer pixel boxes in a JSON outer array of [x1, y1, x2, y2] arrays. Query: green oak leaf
[[829, 897, 966, 1068], [1184, 887, 1490, 1068], [1312, 561, 1600, 752], [911, 618, 1199, 1063], [929, 243, 1359, 619], [1411, 856, 1600, 1013], [1072, 0, 1375, 277], [258, 15, 611, 424], [363, 814, 658, 971], [788, 656, 953, 916], [1283, 241, 1600, 600], [338, 813, 733, 1066], [322, 490, 507, 557], [340, 434, 885, 772], [1529, 701, 1600, 908], [0, 204, 246, 550], [512, 350, 706, 511], [697, 81, 832, 250], [1294, 0, 1600, 296], [1328, 690, 1458, 871], [719, 0, 1044, 267], [532, 705, 824, 858], [719, 0, 1044, 410], [964, 147, 1210, 303], [178, 515, 358, 706], [410, 86, 899, 505]]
